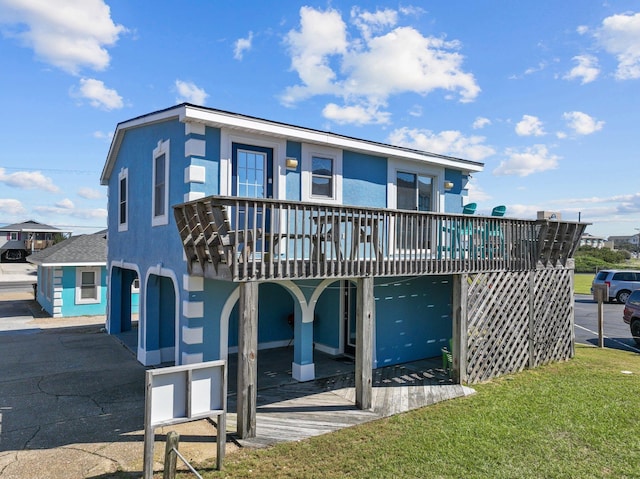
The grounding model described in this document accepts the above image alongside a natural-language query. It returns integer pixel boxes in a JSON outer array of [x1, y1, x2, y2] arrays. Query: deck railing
[[173, 196, 586, 282]]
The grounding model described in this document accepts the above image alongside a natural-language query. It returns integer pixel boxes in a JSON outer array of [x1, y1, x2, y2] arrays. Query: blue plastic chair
[[463, 203, 477, 215]]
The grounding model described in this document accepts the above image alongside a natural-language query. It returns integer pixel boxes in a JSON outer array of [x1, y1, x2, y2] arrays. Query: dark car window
[[595, 271, 610, 281], [613, 272, 635, 281], [628, 290, 640, 306]]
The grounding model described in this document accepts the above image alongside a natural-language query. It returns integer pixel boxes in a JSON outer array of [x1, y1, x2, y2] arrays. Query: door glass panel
[[417, 175, 432, 212], [396, 172, 417, 210], [237, 150, 266, 198]]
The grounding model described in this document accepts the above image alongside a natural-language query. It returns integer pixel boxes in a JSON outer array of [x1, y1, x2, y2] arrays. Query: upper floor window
[[311, 157, 333, 198], [152, 140, 170, 226], [118, 168, 128, 232], [396, 172, 433, 212], [76, 267, 101, 304], [301, 144, 342, 204]]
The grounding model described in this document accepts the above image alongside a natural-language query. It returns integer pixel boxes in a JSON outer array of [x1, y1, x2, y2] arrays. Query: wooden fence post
[[452, 274, 468, 383], [355, 276, 374, 410], [163, 431, 180, 479]]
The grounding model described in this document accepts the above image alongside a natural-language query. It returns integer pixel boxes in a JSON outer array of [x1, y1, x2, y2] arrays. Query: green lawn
[[574, 273, 595, 295], [190, 346, 640, 479]]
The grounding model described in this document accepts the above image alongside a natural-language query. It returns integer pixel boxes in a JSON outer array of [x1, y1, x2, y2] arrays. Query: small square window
[[76, 267, 101, 304]]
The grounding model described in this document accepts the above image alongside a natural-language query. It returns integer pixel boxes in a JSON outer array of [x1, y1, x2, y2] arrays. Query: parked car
[[591, 269, 640, 303], [623, 289, 640, 347]]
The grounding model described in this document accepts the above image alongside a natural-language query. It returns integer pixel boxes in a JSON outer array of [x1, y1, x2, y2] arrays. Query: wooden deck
[[225, 354, 475, 448]]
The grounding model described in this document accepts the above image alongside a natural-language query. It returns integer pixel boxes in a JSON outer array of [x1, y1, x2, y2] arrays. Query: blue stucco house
[[101, 104, 585, 438], [28, 231, 139, 318]]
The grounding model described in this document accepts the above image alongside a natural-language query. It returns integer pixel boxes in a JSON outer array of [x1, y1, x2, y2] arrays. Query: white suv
[[591, 269, 640, 303]]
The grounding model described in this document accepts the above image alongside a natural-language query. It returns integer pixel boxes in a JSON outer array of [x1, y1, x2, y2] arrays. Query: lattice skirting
[[465, 267, 574, 384]]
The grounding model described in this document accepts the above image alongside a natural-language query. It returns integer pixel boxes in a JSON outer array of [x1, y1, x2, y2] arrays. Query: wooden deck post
[[237, 281, 258, 439], [355, 276, 374, 410], [452, 274, 468, 383]]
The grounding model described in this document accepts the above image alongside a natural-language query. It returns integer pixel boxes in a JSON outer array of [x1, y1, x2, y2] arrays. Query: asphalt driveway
[[0, 295, 221, 478]]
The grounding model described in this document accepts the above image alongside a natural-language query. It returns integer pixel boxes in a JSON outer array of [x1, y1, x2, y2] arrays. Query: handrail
[[173, 196, 587, 282]]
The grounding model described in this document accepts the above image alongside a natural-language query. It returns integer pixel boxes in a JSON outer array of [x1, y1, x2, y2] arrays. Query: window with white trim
[[118, 168, 128, 232], [75, 267, 101, 304], [9, 232, 18, 241], [301, 144, 342, 204], [152, 139, 170, 226], [43, 267, 52, 301]]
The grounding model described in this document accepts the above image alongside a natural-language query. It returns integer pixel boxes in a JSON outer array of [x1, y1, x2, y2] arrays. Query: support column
[[452, 274, 468, 384], [292, 303, 315, 381], [355, 276, 374, 410], [237, 281, 258, 439]]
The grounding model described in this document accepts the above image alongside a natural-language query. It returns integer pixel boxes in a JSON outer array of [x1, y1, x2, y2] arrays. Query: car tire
[[617, 290, 632, 304], [631, 319, 640, 347]]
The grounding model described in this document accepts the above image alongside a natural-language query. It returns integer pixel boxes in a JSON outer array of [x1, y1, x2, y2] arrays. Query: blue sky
[[1, 1, 639, 238]]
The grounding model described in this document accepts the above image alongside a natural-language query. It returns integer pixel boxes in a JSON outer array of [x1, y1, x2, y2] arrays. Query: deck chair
[[491, 205, 506, 217], [462, 202, 477, 215]]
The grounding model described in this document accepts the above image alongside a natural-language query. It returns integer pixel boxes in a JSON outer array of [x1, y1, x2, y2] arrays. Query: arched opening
[[145, 273, 177, 365], [108, 266, 140, 353]]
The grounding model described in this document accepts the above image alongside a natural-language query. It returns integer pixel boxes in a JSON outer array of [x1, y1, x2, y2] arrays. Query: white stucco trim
[[145, 265, 180, 365], [386, 158, 445, 212], [182, 351, 204, 364], [184, 165, 206, 183], [220, 286, 240, 358], [301, 143, 343, 204], [184, 191, 205, 202], [151, 139, 170, 227], [182, 326, 203, 345], [183, 300, 203, 318], [185, 121, 205, 136], [292, 362, 315, 382], [183, 274, 204, 292], [185, 138, 206, 158]]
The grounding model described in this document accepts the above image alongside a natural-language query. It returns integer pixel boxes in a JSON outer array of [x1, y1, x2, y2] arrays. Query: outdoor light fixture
[[286, 157, 298, 169], [444, 181, 454, 190]]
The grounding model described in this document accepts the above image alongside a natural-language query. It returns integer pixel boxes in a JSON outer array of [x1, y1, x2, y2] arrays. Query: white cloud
[[563, 111, 604, 135], [388, 128, 495, 162], [493, 145, 560, 177], [322, 103, 390, 125], [78, 187, 103, 199], [595, 12, 640, 80], [515, 115, 545, 136], [472, 117, 491, 129], [351, 6, 398, 40], [0, 0, 125, 74], [577, 25, 589, 35], [234, 31, 253, 60], [93, 130, 113, 141], [0, 168, 59, 192], [466, 178, 492, 203], [34, 205, 107, 219], [282, 6, 479, 125], [175, 80, 208, 105], [56, 198, 74, 209], [408, 104, 423, 117], [564, 55, 600, 84], [74, 78, 123, 110], [0, 198, 27, 216]]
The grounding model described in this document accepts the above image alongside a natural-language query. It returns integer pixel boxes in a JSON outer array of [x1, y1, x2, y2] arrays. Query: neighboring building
[[100, 104, 585, 438], [580, 233, 608, 249], [0, 220, 70, 262], [27, 231, 139, 318], [609, 233, 640, 249]]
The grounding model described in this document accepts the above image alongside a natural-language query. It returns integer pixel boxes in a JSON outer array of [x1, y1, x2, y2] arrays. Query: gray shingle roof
[[0, 220, 65, 233], [27, 231, 107, 265]]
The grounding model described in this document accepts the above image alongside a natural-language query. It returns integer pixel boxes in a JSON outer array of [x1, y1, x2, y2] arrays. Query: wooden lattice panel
[[530, 267, 574, 366], [466, 271, 531, 383], [465, 267, 575, 384]]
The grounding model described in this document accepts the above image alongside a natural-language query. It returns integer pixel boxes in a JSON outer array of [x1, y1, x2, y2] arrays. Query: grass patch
[[194, 346, 640, 479], [574, 273, 594, 295]]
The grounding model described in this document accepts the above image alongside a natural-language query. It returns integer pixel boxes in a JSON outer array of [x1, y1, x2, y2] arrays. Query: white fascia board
[[182, 105, 484, 173], [101, 107, 184, 184]]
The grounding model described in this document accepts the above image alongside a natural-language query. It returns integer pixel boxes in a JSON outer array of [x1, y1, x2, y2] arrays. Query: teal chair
[[463, 202, 477, 215], [491, 205, 506, 217], [441, 338, 453, 376], [484, 206, 506, 258]]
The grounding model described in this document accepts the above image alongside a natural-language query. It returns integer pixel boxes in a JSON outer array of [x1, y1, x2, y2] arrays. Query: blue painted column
[[292, 301, 315, 381]]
